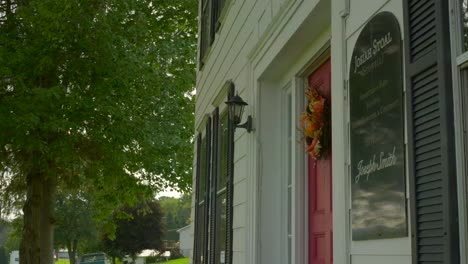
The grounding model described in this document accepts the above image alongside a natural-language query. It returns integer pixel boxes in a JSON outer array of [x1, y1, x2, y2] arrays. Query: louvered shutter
[[210, 109, 220, 264], [403, 1, 460, 263], [226, 83, 235, 264], [204, 118, 212, 264], [212, 0, 226, 33], [199, 0, 212, 68], [193, 134, 202, 264]]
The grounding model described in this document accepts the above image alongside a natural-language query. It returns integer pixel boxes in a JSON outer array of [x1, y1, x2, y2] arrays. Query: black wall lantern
[[225, 93, 252, 133]]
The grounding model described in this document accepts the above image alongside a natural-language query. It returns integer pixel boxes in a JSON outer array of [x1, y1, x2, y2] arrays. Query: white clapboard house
[[191, 0, 467, 264]]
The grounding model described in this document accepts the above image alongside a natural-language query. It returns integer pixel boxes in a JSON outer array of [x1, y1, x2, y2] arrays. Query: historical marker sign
[[350, 12, 407, 240]]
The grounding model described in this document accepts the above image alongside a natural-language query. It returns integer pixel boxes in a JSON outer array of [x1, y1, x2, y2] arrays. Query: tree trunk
[[67, 239, 77, 264], [67, 239, 78, 264], [20, 171, 57, 264]]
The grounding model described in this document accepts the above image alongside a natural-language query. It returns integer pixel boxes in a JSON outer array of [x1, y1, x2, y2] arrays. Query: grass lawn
[[55, 257, 127, 264], [153, 258, 189, 264]]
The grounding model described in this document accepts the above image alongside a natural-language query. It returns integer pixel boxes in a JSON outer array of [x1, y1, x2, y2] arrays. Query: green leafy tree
[[0, 0, 196, 263], [4, 218, 22, 254], [76, 237, 101, 258], [102, 200, 165, 263], [54, 192, 98, 264], [0, 219, 11, 246], [176, 193, 192, 226], [159, 194, 191, 241]]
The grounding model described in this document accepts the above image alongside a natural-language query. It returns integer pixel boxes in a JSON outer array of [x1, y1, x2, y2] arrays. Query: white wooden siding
[[194, 0, 331, 263], [195, 1, 287, 264], [193, 0, 411, 263]]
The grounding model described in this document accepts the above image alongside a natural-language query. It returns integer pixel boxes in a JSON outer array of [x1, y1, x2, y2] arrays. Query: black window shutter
[[199, 0, 211, 69], [204, 118, 212, 263], [193, 134, 202, 264], [403, 1, 459, 263], [210, 0, 217, 44], [212, 0, 226, 33], [226, 82, 235, 264], [199, 0, 205, 68], [210, 108, 220, 264]]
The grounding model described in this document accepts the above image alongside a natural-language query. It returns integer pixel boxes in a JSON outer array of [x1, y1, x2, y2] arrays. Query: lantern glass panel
[[234, 104, 245, 124]]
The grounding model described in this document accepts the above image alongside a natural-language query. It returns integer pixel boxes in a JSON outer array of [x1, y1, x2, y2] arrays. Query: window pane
[[200, 137, 207, 201], [215, 192, 227, 264], [218, 111, 229, 190], [461, 70, 468, 218], [197, 203, 206, 264], [462, 0, 468, 51]]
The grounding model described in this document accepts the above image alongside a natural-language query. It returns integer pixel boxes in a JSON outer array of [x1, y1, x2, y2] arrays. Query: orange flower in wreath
[[300, 87, 328, 160]]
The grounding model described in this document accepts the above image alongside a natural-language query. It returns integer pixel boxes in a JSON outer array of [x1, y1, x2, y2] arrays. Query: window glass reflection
[[461, 70, 468, 215], [462, 0, 468, 51]]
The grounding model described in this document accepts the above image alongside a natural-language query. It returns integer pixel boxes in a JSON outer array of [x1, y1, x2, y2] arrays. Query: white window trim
[[448, 1, 468, 263], [279, 78, 308, 264], [281, 83, 293, 264], [293, 77, 308, 264]]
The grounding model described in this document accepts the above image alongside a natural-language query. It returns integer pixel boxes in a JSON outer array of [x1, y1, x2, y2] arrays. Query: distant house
[[177, 225, 192, 257], [122, 250, 158, 264]]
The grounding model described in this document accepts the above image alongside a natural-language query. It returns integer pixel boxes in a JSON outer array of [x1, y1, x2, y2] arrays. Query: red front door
[[308, 59, 332, 264]]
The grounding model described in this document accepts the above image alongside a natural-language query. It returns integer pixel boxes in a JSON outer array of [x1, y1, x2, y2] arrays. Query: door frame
[[448, 0, 468, 262], [297, 47, 332, 264], [254, 39, 332, 264]]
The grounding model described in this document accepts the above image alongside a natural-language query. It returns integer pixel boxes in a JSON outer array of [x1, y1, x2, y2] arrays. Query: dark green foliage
[[54, 192, 98, 264], [159, 194, 191, 241], [102, 200, 165, 258], [4, 218, 21, 253], [0, 0, 197, 262], [54, 192, 97, 245], [0, 0, 197, 215], [0, 219, 11, 246], [145, 255, 160, 263]]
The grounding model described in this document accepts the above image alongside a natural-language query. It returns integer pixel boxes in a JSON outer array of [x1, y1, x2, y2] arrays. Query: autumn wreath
[[300, 86, 330, 160]]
